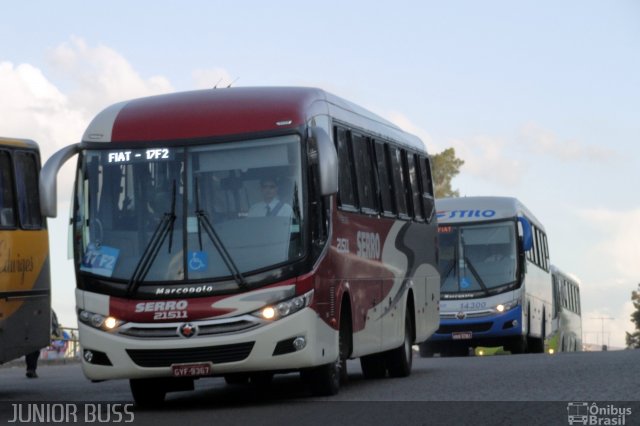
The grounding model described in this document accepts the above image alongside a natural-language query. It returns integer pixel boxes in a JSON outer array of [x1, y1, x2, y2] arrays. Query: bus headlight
[[252, 290, 314, 321], [495, 299, 520, 313], [78, 309, 125, 332]]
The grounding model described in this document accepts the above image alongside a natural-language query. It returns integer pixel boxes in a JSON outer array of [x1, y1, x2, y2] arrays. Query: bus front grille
[[119, 320, 260, 339], [436, 322, 492, 334], [126, 342, 255, 367]]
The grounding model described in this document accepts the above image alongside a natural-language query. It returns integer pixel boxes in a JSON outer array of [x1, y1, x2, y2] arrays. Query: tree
[[625, 284, 640, 349], [431, 147, 464, 198]]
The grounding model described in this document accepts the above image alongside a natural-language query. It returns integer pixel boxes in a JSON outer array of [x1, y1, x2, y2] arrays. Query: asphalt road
[[1, 349, 638, 426]]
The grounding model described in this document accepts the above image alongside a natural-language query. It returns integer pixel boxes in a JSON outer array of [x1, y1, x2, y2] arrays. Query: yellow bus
[[0, 137, 51, 364]]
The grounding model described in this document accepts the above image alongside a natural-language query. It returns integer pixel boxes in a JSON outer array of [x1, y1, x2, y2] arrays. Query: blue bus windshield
[[439, 220, 517, 294]]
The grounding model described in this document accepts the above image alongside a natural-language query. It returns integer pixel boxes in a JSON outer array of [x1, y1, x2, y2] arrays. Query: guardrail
[[39, 327, 80, 362]]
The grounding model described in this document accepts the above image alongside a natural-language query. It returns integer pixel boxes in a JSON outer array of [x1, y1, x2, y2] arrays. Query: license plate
[[171, 362, 213, 377], [452, 331, 473, 340]]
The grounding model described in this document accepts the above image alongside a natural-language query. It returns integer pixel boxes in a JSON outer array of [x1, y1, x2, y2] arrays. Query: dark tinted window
[[334, 127, 357, 209], [351, 134, 377, 212], [14, 151, 42, 229], [0, 150, 16, 227], [389, 147, 408, 217], [407, 154, 423, 220], [374, 142, 394, 215]]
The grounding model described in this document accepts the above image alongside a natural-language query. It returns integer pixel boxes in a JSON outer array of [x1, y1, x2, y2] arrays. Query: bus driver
[[247, 177, 293, 218]]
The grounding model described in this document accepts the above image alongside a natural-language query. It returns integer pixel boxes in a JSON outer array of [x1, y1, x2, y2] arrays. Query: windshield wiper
[[462, 256, 490, 296], [126, 181, 177, 295], [194, 178, 247, 289], [439, 260, 455, 288]]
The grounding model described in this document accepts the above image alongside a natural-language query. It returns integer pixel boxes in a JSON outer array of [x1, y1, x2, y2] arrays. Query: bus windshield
[[438, 220, 517, 295], [74, 135, 304, 286]]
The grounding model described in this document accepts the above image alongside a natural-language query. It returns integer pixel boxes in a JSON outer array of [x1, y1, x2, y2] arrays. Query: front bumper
[[79, 307, 337, 380]]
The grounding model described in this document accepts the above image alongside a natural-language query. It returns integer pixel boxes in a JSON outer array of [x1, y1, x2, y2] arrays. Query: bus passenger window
[[13, 151, 42, 229], [373, 142, 394, 216], [407, 154, 423, 220], [0, 151, 16, 227], [389, 147, 408, 218], [334, 126, 357, 210], [351, 134, 377, 213]]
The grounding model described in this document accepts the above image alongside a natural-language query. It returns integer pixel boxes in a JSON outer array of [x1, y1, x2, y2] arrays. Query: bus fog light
[[84, 350, 94, 363], [292, 336, 306, 351], [512, 320, 518, 327]]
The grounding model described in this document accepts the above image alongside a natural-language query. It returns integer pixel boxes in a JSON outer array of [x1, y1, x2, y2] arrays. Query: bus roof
[[550, 265, 582, 287], [81, 87, 426, 152], [436, 196, 545, 229], [0, 137, 39, 150]]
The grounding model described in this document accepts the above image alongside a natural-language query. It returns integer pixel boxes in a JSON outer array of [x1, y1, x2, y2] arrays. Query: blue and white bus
[[549, 265, 582, 353], [420, 196, 552, 356]]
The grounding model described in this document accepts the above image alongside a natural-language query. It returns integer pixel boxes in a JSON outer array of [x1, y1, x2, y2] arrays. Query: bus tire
[[129, 378, 166, 408], [224, 373, 250, 385], [338, 302, 352, 385], [419, 342, 434, 358], [509, 336, 528, 354], [360, 353, 387, 379], [304, 362, 340, 396], [386, 313, 414, 377], [250, 372, 274, 388]]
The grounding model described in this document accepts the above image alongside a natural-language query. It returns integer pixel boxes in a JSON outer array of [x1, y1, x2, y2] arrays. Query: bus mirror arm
[[310, 127, 338, 196], [423, 193, 435, 224], [40, 143, 81, 218], [517, 217, 533, 252]]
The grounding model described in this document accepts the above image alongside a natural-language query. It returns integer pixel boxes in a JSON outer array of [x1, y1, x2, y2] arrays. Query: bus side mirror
[[518, 217, 533, 252], [310, 126, 338, 196], [423, 193, 435, 224], [40, 144, 80, 218]]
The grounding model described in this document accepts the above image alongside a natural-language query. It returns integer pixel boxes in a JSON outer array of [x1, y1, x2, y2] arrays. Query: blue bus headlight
[[253, 290, 314, 321], [495, 299, 520, 313]]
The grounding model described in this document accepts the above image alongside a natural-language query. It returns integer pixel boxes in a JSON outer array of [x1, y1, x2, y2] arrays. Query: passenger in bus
[[246, 177, 293, 218]]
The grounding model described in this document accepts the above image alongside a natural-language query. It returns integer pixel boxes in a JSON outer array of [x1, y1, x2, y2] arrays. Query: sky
[[1, 1, 639, 348]]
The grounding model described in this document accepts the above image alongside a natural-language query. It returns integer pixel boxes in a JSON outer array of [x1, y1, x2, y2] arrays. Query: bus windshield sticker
[[106, 148, 173, 164], [188, 251, 208, 272], [80, 244, 120, 277]]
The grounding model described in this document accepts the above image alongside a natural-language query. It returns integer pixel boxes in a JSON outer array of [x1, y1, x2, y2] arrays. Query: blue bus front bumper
[[429, 305, 523, 343]]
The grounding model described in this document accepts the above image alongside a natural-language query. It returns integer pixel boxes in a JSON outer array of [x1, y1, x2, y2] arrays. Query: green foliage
[[626, 284, 640, 349], [431, 147, 464, 199]]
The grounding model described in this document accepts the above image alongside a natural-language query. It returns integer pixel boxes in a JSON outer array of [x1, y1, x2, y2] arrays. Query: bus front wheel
[[302, 362, 340, 396], [129, 378, 166, 408], [386, 313, 414, 377]]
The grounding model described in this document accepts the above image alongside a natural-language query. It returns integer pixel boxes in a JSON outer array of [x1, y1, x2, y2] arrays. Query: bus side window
[[406, 153, 423, 221], [419, 156, 436, 223], [373, 141, 395, 216], [351, 133, 377, 214], [389, 146, 409, 219], [13, 151, 42, 229], [0, 150, 16, 227], [334, 126, 357, 211]]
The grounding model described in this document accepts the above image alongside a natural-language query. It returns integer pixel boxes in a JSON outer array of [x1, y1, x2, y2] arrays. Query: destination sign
[[106, 148, 173, 164]]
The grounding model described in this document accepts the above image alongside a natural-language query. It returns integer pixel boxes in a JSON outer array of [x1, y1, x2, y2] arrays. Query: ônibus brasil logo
[[567, 402, 632, 425]]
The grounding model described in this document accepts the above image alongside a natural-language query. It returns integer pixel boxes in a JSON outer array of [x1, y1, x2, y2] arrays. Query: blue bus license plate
[[452, 331, 472, 340], [171, 363, 212, 377]]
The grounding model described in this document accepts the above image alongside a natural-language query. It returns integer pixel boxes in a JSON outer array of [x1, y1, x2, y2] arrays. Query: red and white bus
[[41, 87, 440, 405]]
